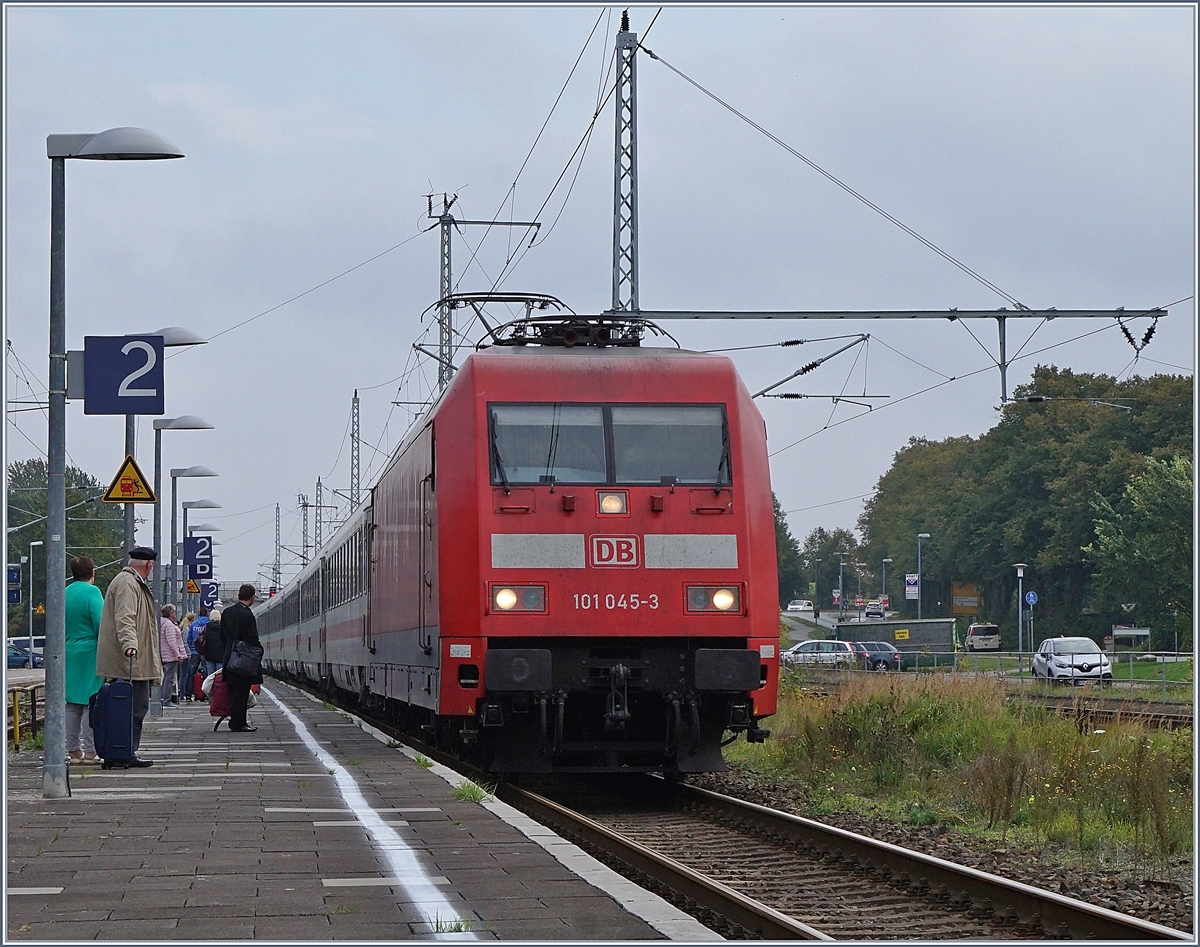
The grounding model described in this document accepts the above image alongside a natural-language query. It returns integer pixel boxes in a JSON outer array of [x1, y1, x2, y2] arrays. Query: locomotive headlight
[[598, 491, 627, 514], [685, 585, 742, 613], [491, 584, 546, 613], [711, 588, 736, 611]]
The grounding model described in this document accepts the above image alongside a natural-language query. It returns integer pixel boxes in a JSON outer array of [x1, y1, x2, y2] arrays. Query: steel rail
[[674, 782, 1190, 941], [495, 781, 831, 940]]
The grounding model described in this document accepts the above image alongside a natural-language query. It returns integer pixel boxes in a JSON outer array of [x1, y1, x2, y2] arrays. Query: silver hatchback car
[[781, 639, 854, 669], [1031, 637, 1112, 684]]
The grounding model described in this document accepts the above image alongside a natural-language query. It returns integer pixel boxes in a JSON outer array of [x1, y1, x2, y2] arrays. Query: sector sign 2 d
[[83, 335, 165, 415], [184, 536, 214, 580]]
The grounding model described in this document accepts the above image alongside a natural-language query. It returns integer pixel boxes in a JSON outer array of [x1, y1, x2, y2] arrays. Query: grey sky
[[4, 4, 1195, 589]]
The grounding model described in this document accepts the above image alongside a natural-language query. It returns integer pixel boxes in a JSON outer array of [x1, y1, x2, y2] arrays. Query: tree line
[[774, 367, 1192, 650]]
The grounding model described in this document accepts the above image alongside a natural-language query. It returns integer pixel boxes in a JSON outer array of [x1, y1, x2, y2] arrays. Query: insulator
[[779, 339, 805, 347], [1141, 320, 1157, 347], [797, 360, 821, 375]]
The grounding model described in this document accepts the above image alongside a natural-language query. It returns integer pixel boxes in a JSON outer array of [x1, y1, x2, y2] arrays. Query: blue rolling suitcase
[[90, 656, 136, 769]]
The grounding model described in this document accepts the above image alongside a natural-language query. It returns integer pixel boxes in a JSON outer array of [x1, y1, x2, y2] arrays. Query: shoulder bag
[[226, 640, 264, 679]]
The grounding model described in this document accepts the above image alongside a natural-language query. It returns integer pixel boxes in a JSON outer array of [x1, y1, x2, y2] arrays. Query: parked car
[[781, 639, 854, 669], [1031, 637, 1112, 684], [785, 600, 813, 612], [964, 623, 1002, 652], [864, 600, 885, 619], [7, 644, 43, 669], [858, 640, 902, 671]]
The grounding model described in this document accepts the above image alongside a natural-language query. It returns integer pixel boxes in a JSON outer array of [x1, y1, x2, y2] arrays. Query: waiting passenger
[[200, 608, 225, 677], [159, 605, 188, 707], [64, 555, 103, 764], [221, 585, 262, 732]]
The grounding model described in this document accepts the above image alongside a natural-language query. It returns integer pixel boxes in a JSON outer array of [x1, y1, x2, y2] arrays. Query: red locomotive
[[259, 310, 779, 774]]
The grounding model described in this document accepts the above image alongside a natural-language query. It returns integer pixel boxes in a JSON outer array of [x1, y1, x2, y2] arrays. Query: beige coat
[[96, 567, 162, 681]]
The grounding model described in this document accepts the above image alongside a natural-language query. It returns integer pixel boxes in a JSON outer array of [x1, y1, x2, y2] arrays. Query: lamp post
[[837, 551, 850, 621], [170, 468, 217, 610], [27, 540, 43, 666], [153, 417, 213, 604], [917, 533, 930, 620], [181, 499, 221, 614], [882, 558, 893, 615], [44, 126, 183, 799], [1014, 563, 1028, 667]]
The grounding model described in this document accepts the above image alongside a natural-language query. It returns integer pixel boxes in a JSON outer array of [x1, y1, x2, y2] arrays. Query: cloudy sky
[[5, 4, 1195, 589]]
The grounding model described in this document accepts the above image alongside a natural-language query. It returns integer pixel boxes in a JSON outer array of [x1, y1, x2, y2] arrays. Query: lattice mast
[[611, 10, 639, 313], [350, 390, 361, 507], [273, 503, 281, 592]]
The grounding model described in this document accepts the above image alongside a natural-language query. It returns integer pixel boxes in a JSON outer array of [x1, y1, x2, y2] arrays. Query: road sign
[[905, 574, 919, 600], [855, 594, 865, 607], [880, 594, 890, 609], [1025, 590, 1039, 606], [102, 454, 156, 503], [830, 589, 841, 604], [83, 335, 165, 415], [7, 565, 21, 586], [200, 581, 219, 608], [185, 578, 201, 595], [184, 536, 213, 579]]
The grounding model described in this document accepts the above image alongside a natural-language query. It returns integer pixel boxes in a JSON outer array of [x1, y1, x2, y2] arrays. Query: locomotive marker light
[[598, 491, 628, 514], [491, 585, 546, 613]]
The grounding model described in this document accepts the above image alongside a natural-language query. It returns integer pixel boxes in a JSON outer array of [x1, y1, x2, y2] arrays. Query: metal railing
[[7, 682, 45, 747]]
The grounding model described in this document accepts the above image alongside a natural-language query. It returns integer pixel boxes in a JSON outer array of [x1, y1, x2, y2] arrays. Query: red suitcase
[[208, 670, 232, 730], [193, 671, 207, 702]]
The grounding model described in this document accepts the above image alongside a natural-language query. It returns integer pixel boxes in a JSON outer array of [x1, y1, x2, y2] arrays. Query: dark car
[[857, 640, 901, 671], [7, 644, 43, 669]]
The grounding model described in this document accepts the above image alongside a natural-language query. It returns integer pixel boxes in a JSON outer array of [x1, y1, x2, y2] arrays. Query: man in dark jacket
[[221, 585, 262, 732]]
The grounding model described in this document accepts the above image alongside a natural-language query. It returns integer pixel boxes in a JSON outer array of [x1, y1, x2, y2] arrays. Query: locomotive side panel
[[370, 423, 440, 710]]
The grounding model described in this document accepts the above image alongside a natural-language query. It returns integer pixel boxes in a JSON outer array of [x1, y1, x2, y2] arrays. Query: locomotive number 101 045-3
[[573, 592, 659, 610]]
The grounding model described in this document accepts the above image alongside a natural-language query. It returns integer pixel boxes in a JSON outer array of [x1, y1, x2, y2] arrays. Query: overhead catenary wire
[[640, 45, 1028, 311]]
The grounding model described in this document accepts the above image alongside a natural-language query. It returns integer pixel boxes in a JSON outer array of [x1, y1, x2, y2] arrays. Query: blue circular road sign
[[1025, 590, 1039, 606]]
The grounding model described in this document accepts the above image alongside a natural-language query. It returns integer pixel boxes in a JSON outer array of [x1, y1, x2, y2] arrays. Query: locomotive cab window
[[489, 402, 730, 487]]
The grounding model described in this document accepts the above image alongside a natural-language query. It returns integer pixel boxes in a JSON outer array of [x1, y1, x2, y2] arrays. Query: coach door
[[418, 428, 435, 656]]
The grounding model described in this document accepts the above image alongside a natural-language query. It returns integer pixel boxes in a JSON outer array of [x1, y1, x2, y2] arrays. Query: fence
[[780, 650, 1192, 703], [7, 682, 45, 747]]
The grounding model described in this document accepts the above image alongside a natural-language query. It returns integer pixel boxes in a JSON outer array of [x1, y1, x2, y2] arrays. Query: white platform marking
[[8, 887, 63, 895], [322, 876, 450, 887], [263, 687, 475, 938]]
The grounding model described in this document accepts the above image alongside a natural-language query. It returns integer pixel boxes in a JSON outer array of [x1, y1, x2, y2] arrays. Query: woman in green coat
[[65, 556, 104, 763]]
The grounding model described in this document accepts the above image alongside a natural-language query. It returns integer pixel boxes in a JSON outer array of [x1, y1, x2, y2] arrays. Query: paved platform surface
[[6, 682, 716, 940]]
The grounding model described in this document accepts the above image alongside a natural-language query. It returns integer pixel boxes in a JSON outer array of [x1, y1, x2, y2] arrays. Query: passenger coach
[[259, 316, 780, 774]]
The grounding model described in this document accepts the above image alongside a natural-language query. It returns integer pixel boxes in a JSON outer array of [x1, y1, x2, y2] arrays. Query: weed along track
[[522, 776, 1190, 941]]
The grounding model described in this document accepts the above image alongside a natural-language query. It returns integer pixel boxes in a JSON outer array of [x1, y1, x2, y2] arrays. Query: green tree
[[1086, 455, 1192, 650], [6, 459, 125, 639], [773, 493, 804, 608], [800, 526, 861, 612], [856, 367, 1191, 644]]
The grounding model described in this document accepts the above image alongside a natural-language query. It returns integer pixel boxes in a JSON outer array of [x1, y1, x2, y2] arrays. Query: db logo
[[591, 535, 639, 568]]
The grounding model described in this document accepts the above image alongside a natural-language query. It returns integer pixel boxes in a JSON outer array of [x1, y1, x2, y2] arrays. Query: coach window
[[611, 405, 729, 485], [490, 404, 606, 486]]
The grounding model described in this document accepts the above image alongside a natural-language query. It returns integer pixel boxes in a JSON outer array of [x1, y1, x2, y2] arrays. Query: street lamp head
[[188, 523, 222, 532], [145, 326, 207, 347], [48, 127, 184, 160], [1014, 562, 1027, 577], [917, 533, 930, 539], [882, 557, 893, 563], [155, 415, 214, 431], [30, 540, 44, 548], [171, 466, 218, 478], [181, 499, 221, 510]]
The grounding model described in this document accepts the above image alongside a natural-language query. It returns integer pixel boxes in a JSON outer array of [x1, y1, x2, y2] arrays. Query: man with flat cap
[[96, 547, 162, 766]]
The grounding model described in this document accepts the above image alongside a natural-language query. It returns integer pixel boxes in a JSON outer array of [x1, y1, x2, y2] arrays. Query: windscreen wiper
[[714, 414, 730, 494], [490, 412, 511, 494]]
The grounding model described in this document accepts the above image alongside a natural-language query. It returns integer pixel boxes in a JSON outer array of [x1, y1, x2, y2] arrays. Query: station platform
[[6, 681, 718, 941]]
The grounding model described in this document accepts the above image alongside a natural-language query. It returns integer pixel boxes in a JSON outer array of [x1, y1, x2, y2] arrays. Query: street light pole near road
[[44, 126, 183, 799], [1014, 563, 1028, 665], [916, 533, 930, 620], [882, 557, 893, 613], [28, 540, 43, 665]]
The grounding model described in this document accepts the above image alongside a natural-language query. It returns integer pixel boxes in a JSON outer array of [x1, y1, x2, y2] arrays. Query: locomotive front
[[435, 341, 779, 774]]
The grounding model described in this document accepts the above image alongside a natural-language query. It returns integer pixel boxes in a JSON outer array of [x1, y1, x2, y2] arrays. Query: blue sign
[[1025, 590, 1039, 606], [83, 335, 165, 416], [7, 565, 21, 586], [184, 536, 213, 579], [200, 581, 219, 609], [7, 587, 21, 605]]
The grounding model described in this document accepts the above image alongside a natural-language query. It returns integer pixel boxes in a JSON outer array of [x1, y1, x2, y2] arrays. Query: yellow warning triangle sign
[[102, 454, 156, 503], [185, 579, 200, 594], [35, 604, 45, 615]]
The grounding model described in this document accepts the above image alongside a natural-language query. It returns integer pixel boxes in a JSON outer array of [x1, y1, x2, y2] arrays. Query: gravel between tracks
[[687, 766, 1194, 935]]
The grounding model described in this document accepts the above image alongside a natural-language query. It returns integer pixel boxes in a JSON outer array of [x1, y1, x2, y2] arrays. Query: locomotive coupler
[[605, 663, 633, 731], [728, 699, 752, 730], [480, 699, 504, 728]]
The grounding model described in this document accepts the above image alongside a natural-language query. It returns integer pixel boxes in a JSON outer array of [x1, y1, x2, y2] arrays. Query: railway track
[[273, 675, 1190, 940], [1029, 694, 1193, 730]]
